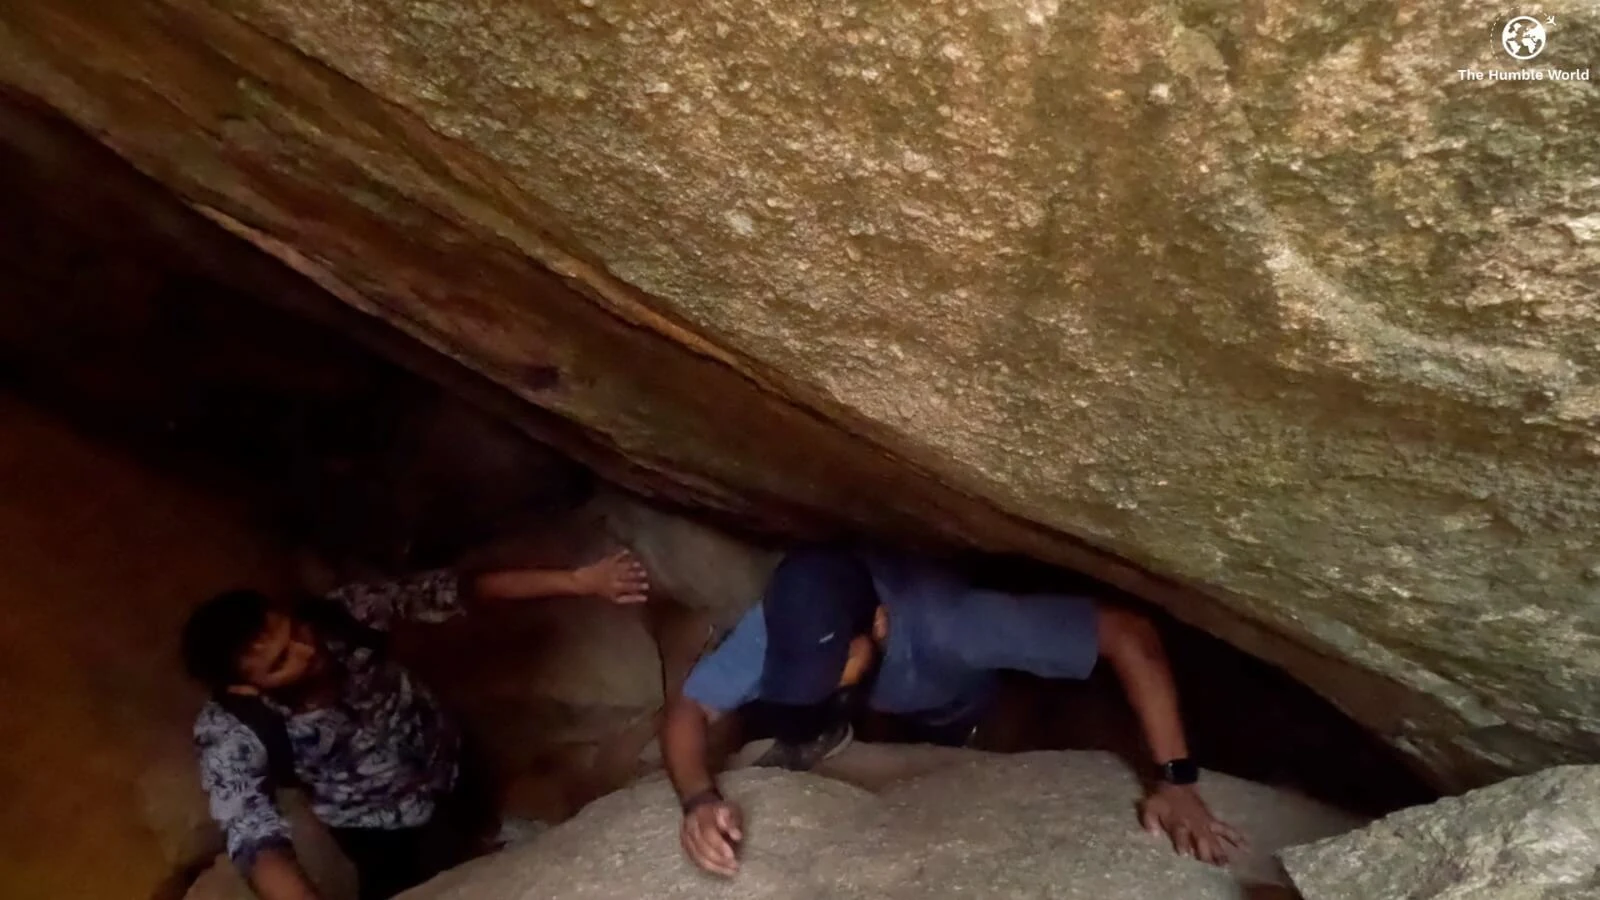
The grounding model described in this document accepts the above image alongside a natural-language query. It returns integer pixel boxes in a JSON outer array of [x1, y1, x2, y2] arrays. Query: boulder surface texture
[[402, 750, 1359, 899], [2, 0, 1598, 790], [1282, 765, 1600, 900]]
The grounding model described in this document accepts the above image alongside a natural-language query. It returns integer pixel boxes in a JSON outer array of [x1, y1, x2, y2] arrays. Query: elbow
[[660, 694, 714, 765], [664, 693, 710, 733], [664, 692, 691, 726], [662, 693, 723, 751], [1097, 605, 1165, 666]]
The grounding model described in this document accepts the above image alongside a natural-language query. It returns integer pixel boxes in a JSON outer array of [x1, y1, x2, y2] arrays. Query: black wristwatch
[[681, 787, 723, 815], [1158, 758, 1200, 786]]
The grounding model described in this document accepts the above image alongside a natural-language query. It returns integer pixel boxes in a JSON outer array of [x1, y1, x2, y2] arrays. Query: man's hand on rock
[[1138, 783, 1246, 866], [681, 799, 744, 877], [575, 549, 650, 605]]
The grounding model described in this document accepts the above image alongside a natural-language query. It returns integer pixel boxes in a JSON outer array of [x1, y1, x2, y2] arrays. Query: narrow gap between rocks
[[0, 93, 1435, 900]]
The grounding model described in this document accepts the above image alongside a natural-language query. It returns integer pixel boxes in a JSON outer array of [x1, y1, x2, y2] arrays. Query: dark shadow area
[[0, 91, 594, 574]]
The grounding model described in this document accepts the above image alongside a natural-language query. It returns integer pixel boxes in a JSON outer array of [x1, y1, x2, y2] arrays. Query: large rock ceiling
[[2, 0, 1597, 790]]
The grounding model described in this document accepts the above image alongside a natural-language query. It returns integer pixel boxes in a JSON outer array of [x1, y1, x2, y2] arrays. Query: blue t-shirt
[[681, 550, 1100, 721]]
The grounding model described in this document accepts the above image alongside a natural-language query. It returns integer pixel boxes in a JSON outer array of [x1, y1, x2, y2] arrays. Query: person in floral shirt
[[182, 551, 649, 900]]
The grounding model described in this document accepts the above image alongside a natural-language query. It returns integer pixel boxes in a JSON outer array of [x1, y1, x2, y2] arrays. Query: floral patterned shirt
[[193, 571, 466, 870]]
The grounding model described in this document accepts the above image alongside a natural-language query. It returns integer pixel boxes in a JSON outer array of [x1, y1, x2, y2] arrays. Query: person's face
[[839, 606, 890, 687], [225, 611, 325, 696]]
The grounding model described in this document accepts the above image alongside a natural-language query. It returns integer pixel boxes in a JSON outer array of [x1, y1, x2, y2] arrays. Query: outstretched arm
[[1098, 606, 1189, 764], [329, 550, 651, 629], [473, 549, 650, 605], [663, 695, 745, 877], [663, 694, 720, 803], [1097, 605, 1245, 865], [660, 607, 769, 877]]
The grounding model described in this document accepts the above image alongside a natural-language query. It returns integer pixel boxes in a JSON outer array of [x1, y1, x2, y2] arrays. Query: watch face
[[1164, 759, 1200, 785]]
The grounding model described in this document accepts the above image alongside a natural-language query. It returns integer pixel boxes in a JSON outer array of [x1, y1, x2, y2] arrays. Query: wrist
[[681, 787, 723, 815], [1156, 757, 1199, 787], [568, 565, 598, 596]]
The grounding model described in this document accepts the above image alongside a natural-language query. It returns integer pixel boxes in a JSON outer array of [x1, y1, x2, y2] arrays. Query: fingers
[[682, 829, 732, 876], [1201, 821, 1243, 866], [1170, 821, 1238, 867], [1214, 821, 1248, 851], [1170, 822, 1237, 866], [1139, 803, 1162, 837], [1194, 831, 1225, 866], [613, 569, 650, 604], [601, 549, 651, 604], [608, 548, 647, 575], [1145, 787, 1242, 868], [1170, 824, 1194, 858], [681, 814, 739, 877], [716, 804, 744, 843]]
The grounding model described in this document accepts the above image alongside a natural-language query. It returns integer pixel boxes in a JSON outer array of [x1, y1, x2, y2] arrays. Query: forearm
[[247, 847, 320, 900], [662, 696, 720, 803], [471, 568, 583, 603], [1100, 608, 1189, 765]]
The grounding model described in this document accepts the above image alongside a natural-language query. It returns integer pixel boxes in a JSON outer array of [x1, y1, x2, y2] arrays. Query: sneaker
[[742, 721, 854, 772], [493, 817, 549, 848]]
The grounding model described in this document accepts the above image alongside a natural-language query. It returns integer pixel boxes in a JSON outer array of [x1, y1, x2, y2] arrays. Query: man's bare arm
[[662, 694, 720, 803], [472, 550, 649, 606], [662, 695, 744, 876], [248, 847, 321, 900], [1097, 604, 1245, 865], [1097, 606, 1189, 764]]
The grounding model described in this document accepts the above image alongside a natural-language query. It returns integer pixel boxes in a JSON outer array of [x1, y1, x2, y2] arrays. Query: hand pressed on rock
[[576, 549, 650, 605], [1138, 783, 1246, 866], [681, 800, 744, 877]]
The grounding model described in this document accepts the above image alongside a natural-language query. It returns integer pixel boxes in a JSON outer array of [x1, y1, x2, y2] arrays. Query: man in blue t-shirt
[[660, 545, 1245, 877]]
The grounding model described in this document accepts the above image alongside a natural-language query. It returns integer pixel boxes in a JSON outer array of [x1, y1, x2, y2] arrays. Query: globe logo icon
[[1501, 15, 1547, 60]]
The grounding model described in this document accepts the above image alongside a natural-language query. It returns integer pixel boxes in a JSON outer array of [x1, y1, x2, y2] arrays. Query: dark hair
[[181, 589, 272, 690]]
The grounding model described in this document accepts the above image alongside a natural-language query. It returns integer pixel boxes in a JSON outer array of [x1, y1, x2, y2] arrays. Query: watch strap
[[1159, 758, 1200, 786], [681, 787, 724, 815]]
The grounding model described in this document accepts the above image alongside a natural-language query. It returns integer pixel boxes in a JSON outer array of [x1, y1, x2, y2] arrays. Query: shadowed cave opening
[[0, 92, 1437, 900]]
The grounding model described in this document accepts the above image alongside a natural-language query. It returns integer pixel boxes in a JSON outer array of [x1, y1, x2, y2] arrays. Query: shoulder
[[718, 604, 768, 650], [194, 699, 244, 738], [682, 605, 767, 711], [193, 700, 267, 760], [692, 605, 766, 669]]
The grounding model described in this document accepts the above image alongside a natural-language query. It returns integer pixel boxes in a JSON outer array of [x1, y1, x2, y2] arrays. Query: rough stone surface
[[2, 0, 1598, 790], [402, 750, 1360, 899], [1283, 765, 1600, 900], [0, 395, 291, 900]]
